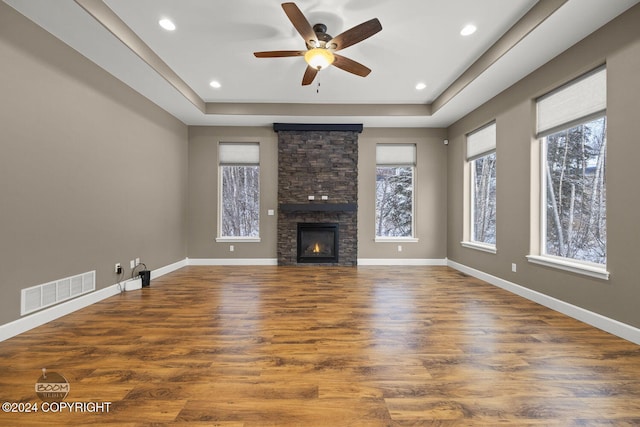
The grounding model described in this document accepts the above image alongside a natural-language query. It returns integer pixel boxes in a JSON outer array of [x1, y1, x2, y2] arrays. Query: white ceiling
[[4, 0, 639, 127]]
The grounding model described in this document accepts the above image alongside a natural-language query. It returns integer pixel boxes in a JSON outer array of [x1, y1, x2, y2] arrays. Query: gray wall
[[187, 126, 448, 261], [358, 128, 448, 260], [187, 126, 279, 259], [0, 4, 188, 324], [446, 4, 640, 328]]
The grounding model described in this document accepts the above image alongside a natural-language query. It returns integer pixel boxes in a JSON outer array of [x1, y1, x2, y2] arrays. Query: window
[[375, 144, 416, 240], [529, 66, 608, 278], [465, 122, 497, 251], [217, 143, 260, 241]]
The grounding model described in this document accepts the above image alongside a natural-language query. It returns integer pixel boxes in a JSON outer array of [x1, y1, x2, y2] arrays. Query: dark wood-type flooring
[[1, 266, 639, 426]]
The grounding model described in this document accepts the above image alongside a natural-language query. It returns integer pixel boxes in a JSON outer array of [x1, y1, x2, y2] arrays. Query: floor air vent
[[21, 271, 96, 315]]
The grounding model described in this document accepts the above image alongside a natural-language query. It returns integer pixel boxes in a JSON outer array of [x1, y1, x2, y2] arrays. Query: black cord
[[131, 263, 148, 280]]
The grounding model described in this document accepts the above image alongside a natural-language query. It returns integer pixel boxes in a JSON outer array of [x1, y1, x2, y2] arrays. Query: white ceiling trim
[[4, 0, 639, 127]]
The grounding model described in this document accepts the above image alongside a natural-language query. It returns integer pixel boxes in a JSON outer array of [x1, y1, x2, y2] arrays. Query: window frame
[[462, 122, 497, 254], [374, 144, 418, 242], [216, 142, 261, 243], [527, 66, 609, 280]]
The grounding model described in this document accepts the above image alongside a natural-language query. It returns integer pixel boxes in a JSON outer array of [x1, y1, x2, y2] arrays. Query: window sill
[[461, 241, 497, 254], [216, 237, 261, 243], [375, 237, 419, 243], [526, 255, 609, 280]]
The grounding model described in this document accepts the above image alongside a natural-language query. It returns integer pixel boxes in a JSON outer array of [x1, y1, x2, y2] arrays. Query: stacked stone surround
[[276, 128, 358, 266]]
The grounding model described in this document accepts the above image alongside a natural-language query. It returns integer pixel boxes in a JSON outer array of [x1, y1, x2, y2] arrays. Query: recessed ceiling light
[[209, 80, 221, 89], [460, 24, 477, 36], [159, 18, 176, 31], [415, 82, 427, 90]]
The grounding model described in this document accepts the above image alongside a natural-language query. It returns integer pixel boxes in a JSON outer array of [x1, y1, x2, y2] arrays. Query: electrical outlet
[[115, 263, 122, 274], [230, 245, 234, 252], [130, 259, 135, 269], [398, 245, 403, 252], [512, 263, 517, 273], [135, 257, 140, 266]]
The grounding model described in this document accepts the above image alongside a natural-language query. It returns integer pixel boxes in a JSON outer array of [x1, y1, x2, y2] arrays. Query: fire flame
[[312, 243, 320, 253]]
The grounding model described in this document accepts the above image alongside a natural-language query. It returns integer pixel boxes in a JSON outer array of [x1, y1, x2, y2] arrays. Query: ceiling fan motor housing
[[308, 23, 335, 49]]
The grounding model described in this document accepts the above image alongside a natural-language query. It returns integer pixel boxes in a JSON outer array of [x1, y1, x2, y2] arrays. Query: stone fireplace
[[275, 124, 360, 266]]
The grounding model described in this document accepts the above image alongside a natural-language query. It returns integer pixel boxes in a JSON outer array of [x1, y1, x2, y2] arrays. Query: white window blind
[[376, 144, 416, 165], [536, 66, 606, 137], [466, 122, 496, 160], [219, 142, 259, 165]]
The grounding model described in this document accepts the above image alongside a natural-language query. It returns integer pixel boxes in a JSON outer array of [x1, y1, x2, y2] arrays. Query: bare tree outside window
[[544, 116, 606, 264], [376, 166, 413, 237], [472, 152, 497, 244], [221, 165, 260, 237]]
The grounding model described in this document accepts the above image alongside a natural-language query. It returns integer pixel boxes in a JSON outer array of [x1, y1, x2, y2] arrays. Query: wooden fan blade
[[333, 54, 371, 77], [282, 2, 317, 46], [302, 66, 318, 85], [328, 18, 382, 51], [254, 50, 306, 58]]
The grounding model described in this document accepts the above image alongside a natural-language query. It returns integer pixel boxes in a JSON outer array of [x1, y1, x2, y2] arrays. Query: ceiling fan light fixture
[[304, 48, 335, 70]]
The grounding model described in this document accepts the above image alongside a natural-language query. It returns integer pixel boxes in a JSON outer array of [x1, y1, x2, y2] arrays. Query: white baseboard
[[187, 258, 278, 266], [124, 277, 142, 291], [0, 258, 188, 342], [187, 258, 450, 266], [447, 260, 640, 345], [358, 258, 448, 266], [151, 258, 188, 279]]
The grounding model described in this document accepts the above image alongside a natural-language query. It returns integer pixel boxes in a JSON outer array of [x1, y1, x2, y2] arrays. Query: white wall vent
[[21, 271, 96, 316]]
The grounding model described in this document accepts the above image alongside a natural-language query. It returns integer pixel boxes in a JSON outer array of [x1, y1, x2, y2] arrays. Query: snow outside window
[[541, 116, 607, 265], [375, 144, 416, 239]]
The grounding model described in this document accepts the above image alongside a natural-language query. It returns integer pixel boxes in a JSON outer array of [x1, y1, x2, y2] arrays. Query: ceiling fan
[[254, 2, 382, 86]]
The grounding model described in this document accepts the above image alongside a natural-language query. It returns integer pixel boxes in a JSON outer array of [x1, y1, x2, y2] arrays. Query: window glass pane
[[221, 165, 260, 237], [376, 166, 413, 237], [544, 116, 606, 264], [472, 152, 497, 244]]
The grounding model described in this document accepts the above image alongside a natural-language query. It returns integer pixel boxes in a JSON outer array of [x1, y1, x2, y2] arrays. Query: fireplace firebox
[[297, 223, 339, 263]]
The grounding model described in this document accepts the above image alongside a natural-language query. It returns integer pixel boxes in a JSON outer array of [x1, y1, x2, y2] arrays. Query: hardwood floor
[[1, 266, 639, 426]]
